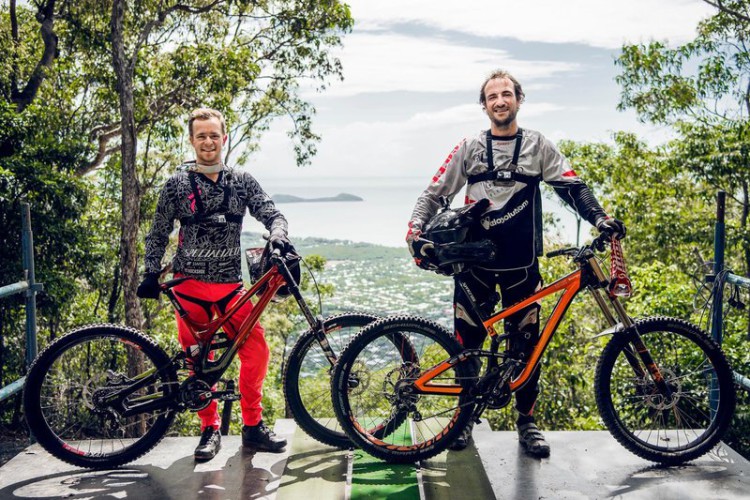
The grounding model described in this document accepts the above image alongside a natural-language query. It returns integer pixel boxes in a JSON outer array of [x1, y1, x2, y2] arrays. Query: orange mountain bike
[[23, 245, 379, 469], [331, 234, 736, 465]]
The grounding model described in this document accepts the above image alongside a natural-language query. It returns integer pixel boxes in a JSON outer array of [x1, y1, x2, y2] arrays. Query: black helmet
[[245, 243, 301, 301], [421, 198, 496, 275]]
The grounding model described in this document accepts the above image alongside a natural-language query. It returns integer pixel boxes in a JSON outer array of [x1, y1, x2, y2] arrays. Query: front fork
[[588, 260, 674, 400]]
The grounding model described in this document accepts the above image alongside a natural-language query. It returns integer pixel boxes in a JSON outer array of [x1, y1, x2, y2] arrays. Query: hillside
[[241, 232, 453, 327]]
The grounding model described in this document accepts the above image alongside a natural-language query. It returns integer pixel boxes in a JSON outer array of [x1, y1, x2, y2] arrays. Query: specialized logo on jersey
[[432, 139, 465, 184], [480, 199, 529, 230], [184, 248, 242, 259]]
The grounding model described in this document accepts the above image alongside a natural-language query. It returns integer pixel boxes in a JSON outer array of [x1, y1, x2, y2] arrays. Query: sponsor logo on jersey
[[184, 248, 242, 259], [480, 199, 529, 230]]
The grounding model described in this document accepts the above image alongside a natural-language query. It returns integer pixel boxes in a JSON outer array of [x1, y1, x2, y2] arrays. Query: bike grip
[[546, 247, 575, 258]]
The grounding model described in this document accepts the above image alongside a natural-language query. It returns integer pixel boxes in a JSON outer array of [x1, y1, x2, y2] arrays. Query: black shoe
[[517, 422, 550, 458], [242, 421, 287, 452], [448, 421, 474, 451], [194, 427, 221, 462]]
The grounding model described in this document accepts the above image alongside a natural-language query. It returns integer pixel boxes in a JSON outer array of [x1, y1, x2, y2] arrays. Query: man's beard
[[490, 107, 518, 129]]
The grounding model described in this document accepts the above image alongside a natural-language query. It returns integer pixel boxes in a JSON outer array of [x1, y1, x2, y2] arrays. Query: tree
[[4, 0, 58, 112], [616, 2, 750, 276], [103, 0, 353, 329], [703, 0, 750, 23]]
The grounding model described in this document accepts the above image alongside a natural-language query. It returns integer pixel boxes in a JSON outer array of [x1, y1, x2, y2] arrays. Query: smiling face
[[189, 116, 225, 165], [482, 77, 520, 133]]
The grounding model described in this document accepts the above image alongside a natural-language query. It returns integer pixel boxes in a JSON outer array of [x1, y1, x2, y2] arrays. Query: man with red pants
[[138, 108, 291, 461]]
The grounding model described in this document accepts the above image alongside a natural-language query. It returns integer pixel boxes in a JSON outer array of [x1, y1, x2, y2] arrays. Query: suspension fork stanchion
[[275, 256, 337, 366], [588, 255, 658, 385], [611, 295, 675, 399]]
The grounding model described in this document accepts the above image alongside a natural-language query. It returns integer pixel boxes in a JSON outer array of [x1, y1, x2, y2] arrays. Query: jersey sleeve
[[409, 139, 469, 231], [244, 173, 288, 235], [143, 177, 178, 275], [539, 136, 607, 227]]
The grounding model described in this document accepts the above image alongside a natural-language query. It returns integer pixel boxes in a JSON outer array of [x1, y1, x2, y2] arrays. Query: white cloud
[[346, 0, 714, 49], [248, 101, 569, 180], [318, 33, 579, 96], [247, 1, 713, 181]]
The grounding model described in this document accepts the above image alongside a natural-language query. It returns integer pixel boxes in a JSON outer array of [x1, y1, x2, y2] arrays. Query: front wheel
[[595, 316, 735, 465], [332, 315, 475, 463], [283, 313, 378, 448], [23, 324, 178, 468]]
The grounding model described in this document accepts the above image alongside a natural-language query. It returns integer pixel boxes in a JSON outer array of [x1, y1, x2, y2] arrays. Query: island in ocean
[[271, 192, 363, 203]]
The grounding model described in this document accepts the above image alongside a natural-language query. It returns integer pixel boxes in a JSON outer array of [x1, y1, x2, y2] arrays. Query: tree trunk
[[107, 261, 121, 323], [111, 0, 143, 331]]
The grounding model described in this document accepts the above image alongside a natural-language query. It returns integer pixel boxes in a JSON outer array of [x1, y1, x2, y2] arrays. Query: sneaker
[[194, 427, 221, 462], [242, 421, 287, 452], [448, 421, 474, 451], [517, 422, 550, 458]]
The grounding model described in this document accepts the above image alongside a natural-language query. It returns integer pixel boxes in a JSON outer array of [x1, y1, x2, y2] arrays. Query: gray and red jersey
[[144, 166, 287, 283], [409, 128, 606, 270]]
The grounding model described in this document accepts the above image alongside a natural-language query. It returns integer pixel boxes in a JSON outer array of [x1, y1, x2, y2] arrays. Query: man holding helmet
[[406, 70, 625, 457], [138, 108, 292, 461]]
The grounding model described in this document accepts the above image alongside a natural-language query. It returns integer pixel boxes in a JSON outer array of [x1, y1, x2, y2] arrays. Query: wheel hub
[[639, 367, 681, 410]]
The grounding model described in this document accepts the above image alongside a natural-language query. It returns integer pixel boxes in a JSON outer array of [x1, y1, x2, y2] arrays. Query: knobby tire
[[23, 324, 177, 469], [332, 315, 475, 463], [283, 313, 378, 448], [595, 316, 735, 465]]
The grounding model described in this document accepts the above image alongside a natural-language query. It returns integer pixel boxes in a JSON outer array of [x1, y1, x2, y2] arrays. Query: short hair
[[188, 108, 226, 136], [479, 70, 525, 105]]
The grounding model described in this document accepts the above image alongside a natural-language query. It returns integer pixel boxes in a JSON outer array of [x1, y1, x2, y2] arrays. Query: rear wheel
[[23, 324, 177, 469], [595, 317, 735, 465], [283, 313, 377, 448], [332, 315, 475, 463]]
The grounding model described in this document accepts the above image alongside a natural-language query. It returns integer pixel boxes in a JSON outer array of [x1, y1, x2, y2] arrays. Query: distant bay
[[244, 176, 583, 248]]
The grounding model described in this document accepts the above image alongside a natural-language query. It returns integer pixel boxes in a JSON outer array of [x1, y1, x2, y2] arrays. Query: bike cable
[[299, 256, 325, 315]]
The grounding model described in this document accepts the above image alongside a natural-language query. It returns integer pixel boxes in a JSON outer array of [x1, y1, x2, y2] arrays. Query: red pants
[[173, 278, 269, 430]]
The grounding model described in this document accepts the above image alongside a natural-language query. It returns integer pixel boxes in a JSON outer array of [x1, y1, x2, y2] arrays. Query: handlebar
[[545, 232, 612, 260]]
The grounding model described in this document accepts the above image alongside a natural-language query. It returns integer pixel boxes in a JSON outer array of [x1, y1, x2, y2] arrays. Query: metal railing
[[0, 203, 43, 402], [709, 191, 750, 392]]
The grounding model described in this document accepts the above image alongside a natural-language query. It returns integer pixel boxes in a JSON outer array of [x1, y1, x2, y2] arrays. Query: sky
[[242, 0, 717, 183]]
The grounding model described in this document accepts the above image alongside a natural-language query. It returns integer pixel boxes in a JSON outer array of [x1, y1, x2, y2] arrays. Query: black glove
[[408, 237, 439, 271], [269, 229, 295, 255], [136, 273, 161, 299], [596, 217, 626, 240]]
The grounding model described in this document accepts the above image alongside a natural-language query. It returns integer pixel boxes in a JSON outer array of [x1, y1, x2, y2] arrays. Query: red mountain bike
[[331, 235, 736, 465], [23, 245, 377, 468]]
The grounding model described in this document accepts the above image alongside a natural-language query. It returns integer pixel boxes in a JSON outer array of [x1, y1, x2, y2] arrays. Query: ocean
[[243, 176, 582, 248]]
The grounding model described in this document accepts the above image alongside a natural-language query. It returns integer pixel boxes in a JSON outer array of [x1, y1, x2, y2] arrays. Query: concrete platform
[[2, 421, 749, 499], [0, 419, 296, 499], [473, 426, 750, 499]]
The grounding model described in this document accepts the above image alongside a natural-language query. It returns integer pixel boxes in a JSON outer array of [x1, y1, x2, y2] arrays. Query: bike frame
[[412, 242, 668, 398], [116, 250, 332, 417]]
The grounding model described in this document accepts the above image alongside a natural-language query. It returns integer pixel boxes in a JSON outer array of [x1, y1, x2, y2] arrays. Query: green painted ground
[[350, 421, 420, 499]]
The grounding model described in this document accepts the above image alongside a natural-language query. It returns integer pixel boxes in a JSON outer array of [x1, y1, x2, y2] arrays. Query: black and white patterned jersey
[[409, 128, 606, 270], [144, 166, 287, 283]]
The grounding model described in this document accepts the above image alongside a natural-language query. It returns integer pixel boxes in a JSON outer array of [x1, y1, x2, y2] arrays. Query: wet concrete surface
[[0, 419, 295, 499], [1, 421, 748, 499], [473, 427, 750, 499]]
